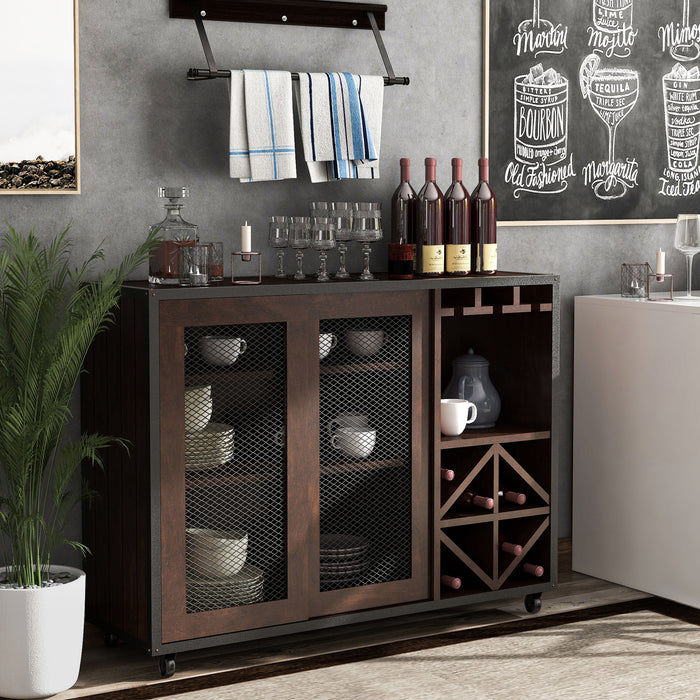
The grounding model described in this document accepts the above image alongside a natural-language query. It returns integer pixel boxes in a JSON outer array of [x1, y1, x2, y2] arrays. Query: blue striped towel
[[295, 73, 384, 182], [229, 70, 297, 182]]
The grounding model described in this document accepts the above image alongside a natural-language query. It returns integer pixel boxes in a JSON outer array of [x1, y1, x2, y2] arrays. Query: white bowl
[[186, 527, 248, 578], [199, 336, 247, 366], [345, 329, 387, 356], [319, 332, 337, 360], [184, 384, 212, 432]]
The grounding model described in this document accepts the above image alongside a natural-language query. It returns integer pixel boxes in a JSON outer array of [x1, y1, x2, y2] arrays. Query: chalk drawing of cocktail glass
[[671, 0, 700, 62], [663, 65, 700, 173], [579, 55, 639, 199], [593, 0, 633, 34], [514, 66, 569, 166], [518, 0, 553, 33]]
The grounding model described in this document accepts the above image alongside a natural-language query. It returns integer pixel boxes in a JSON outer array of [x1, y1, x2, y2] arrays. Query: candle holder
[[620, 263, 650, 298], [231, 251, 262, 285], [648, 272, 673, 302]]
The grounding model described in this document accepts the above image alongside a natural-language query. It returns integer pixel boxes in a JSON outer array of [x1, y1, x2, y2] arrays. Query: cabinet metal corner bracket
[[172, 0, 409, 86]]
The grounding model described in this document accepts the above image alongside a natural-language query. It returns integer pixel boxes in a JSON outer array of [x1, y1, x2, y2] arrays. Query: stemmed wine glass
[[329, 202, 353, 279], [310, 217, 336, 282], [671, 0, 700, 61], [518, 0, 553, 33], [351, 202, 383, 281], [289, 216, 311, 280], [268, 216, 289, 278], [674, 214, 700, 298]]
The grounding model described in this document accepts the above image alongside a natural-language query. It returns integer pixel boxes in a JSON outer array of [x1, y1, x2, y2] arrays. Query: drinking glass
[[289, 216, 311, 280], [330, 202, 353, 279], [309, 201, 330, 219], [268, 216, 289, 278], [310, 217, 336, 282], [518, 0, 553, 33], [674, 214, 700, 298], [351, 202, 383, 281]]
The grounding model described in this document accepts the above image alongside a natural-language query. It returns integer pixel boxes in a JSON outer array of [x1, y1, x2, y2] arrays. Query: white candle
[[241, 221, 252, 253], [656, 249, 665, 275]]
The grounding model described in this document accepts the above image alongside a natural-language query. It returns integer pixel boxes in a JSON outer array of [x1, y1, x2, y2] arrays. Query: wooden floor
[[55, 547, 650, 699]]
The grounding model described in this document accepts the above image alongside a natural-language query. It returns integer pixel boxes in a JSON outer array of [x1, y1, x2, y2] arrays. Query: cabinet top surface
[[124, 271, 559, 300], [576, 294, 700, 314]]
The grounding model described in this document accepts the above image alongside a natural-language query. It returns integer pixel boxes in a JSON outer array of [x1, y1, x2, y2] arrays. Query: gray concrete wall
[[0, 1, 682, 565]]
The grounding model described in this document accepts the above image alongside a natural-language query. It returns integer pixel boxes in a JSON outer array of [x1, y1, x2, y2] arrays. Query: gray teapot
[[442, 348, 501, 429]]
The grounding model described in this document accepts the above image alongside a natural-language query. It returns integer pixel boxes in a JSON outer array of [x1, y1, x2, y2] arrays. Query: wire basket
[[621, 263, 651, 298]]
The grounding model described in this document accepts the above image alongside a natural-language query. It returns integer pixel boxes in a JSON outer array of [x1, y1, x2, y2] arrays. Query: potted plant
[[0, 224, 158, 699]]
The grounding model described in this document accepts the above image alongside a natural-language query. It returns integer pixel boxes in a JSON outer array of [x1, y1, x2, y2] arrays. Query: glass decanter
[[148, 186, 199, 285]]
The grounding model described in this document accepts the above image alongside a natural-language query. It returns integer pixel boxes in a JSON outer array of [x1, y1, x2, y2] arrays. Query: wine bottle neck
[[400, 158, 411, 182], [478, 157, 489, 182], [452, 158, 463, 183]]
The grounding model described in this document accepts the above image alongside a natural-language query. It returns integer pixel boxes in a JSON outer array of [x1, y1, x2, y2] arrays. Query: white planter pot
[[0, 566, 85, 699]]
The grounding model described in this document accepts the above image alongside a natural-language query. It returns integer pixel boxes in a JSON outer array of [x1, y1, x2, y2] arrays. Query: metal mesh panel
[[183, 323, 287, 613], [319, 315, 412, 592]]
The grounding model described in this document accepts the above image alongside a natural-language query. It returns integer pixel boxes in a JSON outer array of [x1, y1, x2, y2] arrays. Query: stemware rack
[[81, 272, 558, 676]]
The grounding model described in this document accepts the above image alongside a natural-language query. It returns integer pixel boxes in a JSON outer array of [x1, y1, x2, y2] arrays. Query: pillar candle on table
[[241, 221, 252, 253], [656, 249, 665, 275]]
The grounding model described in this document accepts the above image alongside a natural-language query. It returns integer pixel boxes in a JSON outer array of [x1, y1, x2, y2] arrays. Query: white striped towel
[[295, 73, 384, 182], [229, 69, 297, 182]]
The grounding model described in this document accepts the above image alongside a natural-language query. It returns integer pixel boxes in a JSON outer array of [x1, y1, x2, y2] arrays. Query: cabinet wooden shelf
[[82, 273, 557, 673]]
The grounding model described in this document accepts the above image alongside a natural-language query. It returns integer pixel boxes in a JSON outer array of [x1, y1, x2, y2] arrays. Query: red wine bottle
[[440, 468, 455, 481], [498, 489, 527, 506], [523, 562, 544, 577], [499, 534, 523, 556], [416, 157, 444, 277], [444, 157, 471, 276], [470, 157, 497, 275], [388, 158, 416, 279], [446, 485, 494, 511], [441, 574, 462, 590]]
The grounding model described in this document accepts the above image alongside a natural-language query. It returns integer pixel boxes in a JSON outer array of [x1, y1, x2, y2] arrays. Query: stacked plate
[[320, 534, 370, 587], [185, 423, 235, 471], [187, 563, 264, 609]]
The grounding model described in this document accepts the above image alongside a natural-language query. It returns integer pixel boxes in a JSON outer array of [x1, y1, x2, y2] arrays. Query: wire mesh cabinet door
[[310, 291, 430, 617], [158, 296, 314, 643]]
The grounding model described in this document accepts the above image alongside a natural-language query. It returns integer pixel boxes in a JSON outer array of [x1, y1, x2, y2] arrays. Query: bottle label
[[421, 245, 445, 274], [388, 243, 414, 279], [482, 243, 497, 272], [446, 244, 471, 273]]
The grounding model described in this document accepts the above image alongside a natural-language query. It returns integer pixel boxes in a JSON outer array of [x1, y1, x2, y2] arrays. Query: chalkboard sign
[[486, 0, 700, 224]]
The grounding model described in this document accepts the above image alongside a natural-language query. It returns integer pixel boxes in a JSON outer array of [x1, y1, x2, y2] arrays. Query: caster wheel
[[524, 593, 542, 614], [104, 632, 119, 647], [158, 654, 176, 678]]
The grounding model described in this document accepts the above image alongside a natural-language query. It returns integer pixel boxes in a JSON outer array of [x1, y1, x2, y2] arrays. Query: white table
[[573, 294, 700, 608]]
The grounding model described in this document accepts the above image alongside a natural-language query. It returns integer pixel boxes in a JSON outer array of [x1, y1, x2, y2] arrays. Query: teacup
[[184, 384, 212, 432], [327, 412, 369, 436], [319, 332, 338, 360], [331, 427, 376, 458], [199, 336, 247, 366], [440, 398, 477, 436], [345, 329, 387, 356]]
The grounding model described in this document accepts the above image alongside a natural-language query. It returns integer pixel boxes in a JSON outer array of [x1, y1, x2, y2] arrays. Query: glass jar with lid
[[148, 186, 199, 285]]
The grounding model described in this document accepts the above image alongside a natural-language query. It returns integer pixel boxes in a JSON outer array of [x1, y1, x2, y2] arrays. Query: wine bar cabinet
[[82, 273, 558, 676]]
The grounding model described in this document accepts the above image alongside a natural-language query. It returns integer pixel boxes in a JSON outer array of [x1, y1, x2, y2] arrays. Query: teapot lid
[[453, 348, 489, 366]]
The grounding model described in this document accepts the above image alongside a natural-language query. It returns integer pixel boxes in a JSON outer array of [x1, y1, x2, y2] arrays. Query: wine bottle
[[388, 158, 416, 279], [523, 562, 544, 577], [445, 486, 494, 511], [441, 574, 462, 590], [498, 489, 527, 506], [470, 157, 497, 275], [416, 157, 444, 277], [440, 468, 455, 481], [499, 534, 523, 556], [444, 157, 471, 276]]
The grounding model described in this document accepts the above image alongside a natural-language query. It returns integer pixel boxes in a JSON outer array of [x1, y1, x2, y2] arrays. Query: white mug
[[331, 427, 376, 458], [327, 412, 369, 436], [319, 332, 338, 360], [440, 398, 477, 436]]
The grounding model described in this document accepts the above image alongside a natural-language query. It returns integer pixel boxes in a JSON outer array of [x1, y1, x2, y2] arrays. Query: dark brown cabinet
[[82, 273, 557, 671]]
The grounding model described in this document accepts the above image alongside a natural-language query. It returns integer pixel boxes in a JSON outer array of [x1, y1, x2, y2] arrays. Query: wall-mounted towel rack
[[170, 0, 410, 86]]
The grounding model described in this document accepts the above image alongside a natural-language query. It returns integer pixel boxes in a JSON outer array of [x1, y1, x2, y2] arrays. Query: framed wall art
[[485, 0, 700, 225], [0, 0, 79, 194]]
